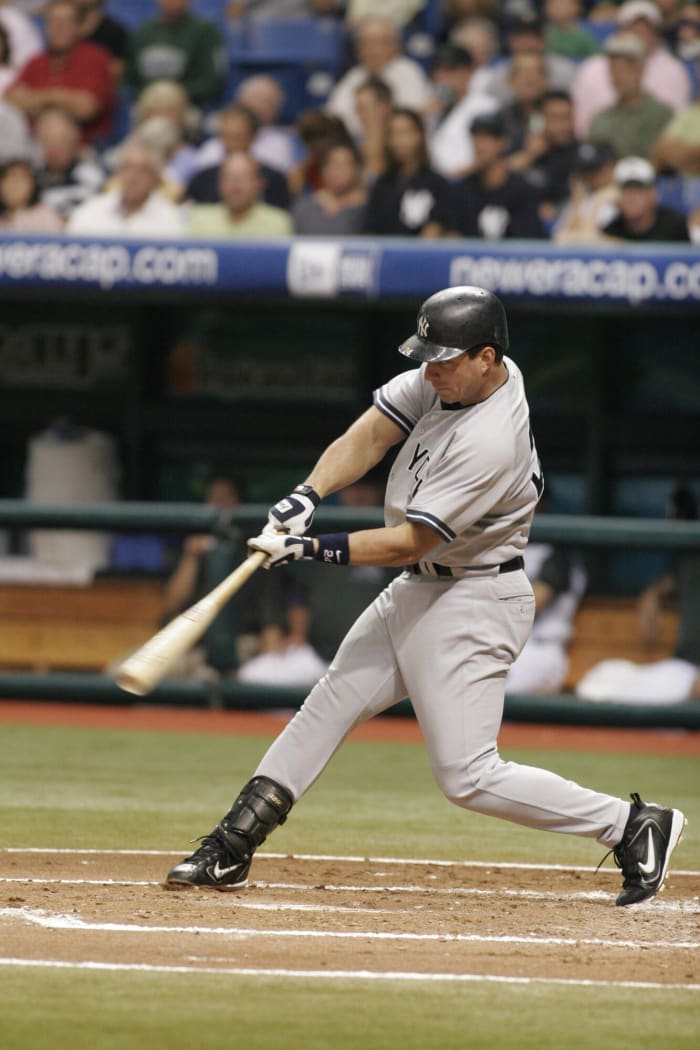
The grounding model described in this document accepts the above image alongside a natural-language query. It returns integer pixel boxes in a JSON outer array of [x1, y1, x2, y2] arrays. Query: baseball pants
[[256, 569, 629, 848]]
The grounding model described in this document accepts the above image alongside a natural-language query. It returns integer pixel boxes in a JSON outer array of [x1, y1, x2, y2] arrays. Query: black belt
[[407, 556, 524, 577]]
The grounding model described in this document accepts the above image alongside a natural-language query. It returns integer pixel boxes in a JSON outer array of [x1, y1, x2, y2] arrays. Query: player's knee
[[433, 747, 502, 805]]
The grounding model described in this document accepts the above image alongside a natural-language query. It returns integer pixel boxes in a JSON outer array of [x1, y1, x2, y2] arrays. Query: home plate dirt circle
[[1, 849, 699, 987]]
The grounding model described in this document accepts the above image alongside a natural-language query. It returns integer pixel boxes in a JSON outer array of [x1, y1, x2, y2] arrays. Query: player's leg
[[166, 583, 408, 889], [397, 572, 685, 905]]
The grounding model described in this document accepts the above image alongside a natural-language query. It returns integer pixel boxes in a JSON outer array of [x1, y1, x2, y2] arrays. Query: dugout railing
[[0, 501, 698, 730]]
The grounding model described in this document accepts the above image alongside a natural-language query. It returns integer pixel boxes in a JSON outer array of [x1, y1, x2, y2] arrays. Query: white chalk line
[[1, 876, 698, 914], [2, 906, 698, 950], [1, 957, 698, 992], [2, 848, 698, 877]]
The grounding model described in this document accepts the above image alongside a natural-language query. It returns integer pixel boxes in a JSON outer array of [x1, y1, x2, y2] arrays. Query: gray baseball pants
[[256, 569, 629, 848]]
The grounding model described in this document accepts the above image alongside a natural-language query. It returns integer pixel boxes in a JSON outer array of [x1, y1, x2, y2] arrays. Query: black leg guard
[[218, 776, 294, 853], [165, 777, 294, 889]]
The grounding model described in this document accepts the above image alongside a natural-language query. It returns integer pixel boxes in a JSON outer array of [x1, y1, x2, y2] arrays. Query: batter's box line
[[2, 848, 698, 878], [2, 907, 699, 951], [0, 958, 699, 993]]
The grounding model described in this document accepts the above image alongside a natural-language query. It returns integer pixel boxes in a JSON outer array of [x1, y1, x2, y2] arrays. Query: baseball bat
[[114, 549, 267, 696]]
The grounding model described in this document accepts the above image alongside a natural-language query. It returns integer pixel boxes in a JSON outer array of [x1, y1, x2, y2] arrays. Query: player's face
[[424, 349, 492, 405]]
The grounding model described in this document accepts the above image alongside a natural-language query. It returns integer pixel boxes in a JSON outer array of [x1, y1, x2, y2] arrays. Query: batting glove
[[248, 532, 315, 569], [263, 484, 320, 536]]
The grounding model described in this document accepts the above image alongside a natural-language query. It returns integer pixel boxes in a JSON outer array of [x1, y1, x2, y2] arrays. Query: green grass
[[0, 723, 697, 868], [1, 719, 698, 1050], [2, 970, 699, 1050]]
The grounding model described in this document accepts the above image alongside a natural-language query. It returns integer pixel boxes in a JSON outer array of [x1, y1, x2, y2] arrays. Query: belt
[[407, 556, 524, 578]]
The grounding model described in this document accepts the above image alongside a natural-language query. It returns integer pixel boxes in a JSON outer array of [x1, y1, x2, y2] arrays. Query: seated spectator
[[671, 0, 700, 59], [292, 141, 367, 234], [0, 156, 64, 231], [353, 74, 394, 180], [123, 0, 227, 111], [0, 21, 14, 96], [505, 537, 587, 696], [589, 32, 674, 160], [571, 0, 691, 139], [543, 0, 601, 60], [128, 115, 194, 201], [185, 151, 292, 238], [34, 105, 104, 219], [478, 11, 578, 106], [552, 139, 620, 243], [0, 0, 42, 93], [67, 138, 184, 237], [509, 90, 580, 222], [6, 0, 115, 145], [76, 0, 129, 81], [576, 484, 700, 705], [235, 75, 301, 176], [186, 105, 289, 210], [326, 15, 432, 139], [602, 153, 691, 239], [0, 97, 34, 165], [364, 107, 452, 235], [130, 79, 201, 191], [423, 111, 546, 239], [499, 50, 551, 156], [288, 107, 354, 197], [343, 0, 424, 29], [448, 16, 502, 99], [651, 95, 700, 174], [161, 473, 320, 683], [428, 42, 500, 179]]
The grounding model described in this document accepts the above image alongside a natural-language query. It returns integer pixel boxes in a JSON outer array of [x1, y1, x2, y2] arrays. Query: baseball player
[[166, 286, 685, 907]]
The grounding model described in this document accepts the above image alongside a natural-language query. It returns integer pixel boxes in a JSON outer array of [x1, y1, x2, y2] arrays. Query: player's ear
[[480, 345, 496, 370]]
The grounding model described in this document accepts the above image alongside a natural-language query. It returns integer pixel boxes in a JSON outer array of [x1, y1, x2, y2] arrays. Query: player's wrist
[[293, 484, 321, 506], [312, 532, 350, 565]]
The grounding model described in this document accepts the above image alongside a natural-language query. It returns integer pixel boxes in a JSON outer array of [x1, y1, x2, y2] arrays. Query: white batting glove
[[248, 532, 315, 569], [263, 484, 320, 536]]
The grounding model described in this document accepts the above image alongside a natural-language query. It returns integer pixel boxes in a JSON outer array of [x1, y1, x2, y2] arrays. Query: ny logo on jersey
[[417, 314, 429, 339], [408, 443, 430, 501]]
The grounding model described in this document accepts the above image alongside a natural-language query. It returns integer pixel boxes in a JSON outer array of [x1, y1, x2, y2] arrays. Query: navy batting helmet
[[398, 286, 509, 363]]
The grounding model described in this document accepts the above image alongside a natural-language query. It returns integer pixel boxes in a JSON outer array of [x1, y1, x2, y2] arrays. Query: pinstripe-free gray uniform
[[256, 357, 629, 848]]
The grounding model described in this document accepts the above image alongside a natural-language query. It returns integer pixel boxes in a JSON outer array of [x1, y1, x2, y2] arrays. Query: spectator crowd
[[2, 0, 700, 242]]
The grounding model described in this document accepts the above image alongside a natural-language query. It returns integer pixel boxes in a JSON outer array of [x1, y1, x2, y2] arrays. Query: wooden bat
[[114, 550, 267, 696]]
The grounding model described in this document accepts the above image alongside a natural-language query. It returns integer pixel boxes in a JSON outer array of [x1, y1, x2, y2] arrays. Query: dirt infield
[[1, 849, 698, 987], [2, 702, 698, 989]]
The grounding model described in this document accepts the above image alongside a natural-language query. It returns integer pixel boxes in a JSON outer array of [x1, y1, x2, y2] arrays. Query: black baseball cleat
[[166, 824, 253, 890], [611, 792, 686, 907], [165, 776, 293, 891]]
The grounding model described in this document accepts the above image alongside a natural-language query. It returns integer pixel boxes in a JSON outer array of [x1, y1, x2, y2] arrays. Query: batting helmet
[[398, 286, 509, 363]]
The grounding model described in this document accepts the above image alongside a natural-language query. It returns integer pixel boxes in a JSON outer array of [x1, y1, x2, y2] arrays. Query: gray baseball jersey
[[256, 354, 629, 850], [375, 355, 541, 569]]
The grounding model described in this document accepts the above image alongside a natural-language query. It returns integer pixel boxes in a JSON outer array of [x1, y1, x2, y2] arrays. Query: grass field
[[1, 716, 698, 1049]]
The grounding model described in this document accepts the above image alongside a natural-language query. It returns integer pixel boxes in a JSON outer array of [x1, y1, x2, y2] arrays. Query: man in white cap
[[602, 154, 690, 240], [571, 1, 691, 138]]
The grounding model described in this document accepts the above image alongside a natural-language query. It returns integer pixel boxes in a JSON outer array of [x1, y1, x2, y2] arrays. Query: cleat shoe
[[612, 792, 686, 906], [166, 823, 252, 890], [165, 776, 293, 891]]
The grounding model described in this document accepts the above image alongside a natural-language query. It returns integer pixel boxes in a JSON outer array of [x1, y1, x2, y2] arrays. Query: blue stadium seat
[[235, 17, 344, 70], [105, 0, 158, 32], [580, 19, 616, 47]]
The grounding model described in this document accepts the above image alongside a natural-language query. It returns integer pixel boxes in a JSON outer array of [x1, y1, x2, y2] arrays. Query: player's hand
[[263, 485, 320, 537], [248, 532, 315, 569]]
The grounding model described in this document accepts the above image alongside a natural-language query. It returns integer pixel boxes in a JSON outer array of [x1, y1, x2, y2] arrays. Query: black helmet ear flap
[[399, 286, 508, 363]]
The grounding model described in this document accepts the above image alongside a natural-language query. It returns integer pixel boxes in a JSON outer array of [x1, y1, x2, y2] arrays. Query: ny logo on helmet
[[417, 314, 429, 339]]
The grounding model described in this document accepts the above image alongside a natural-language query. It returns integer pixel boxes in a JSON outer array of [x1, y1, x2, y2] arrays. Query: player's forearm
[[312, 522, 438, 568]]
